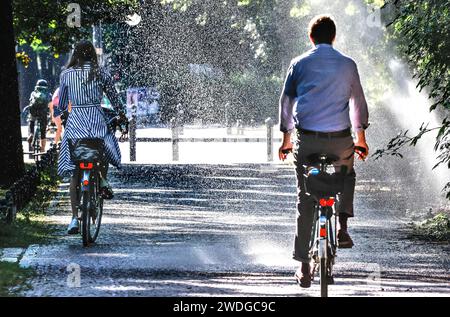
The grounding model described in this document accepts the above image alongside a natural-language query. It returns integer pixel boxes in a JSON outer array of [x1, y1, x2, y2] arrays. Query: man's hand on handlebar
[[279, 141, 293, 161], [354, 130, 369, 161], [354, 142, 369, 161]]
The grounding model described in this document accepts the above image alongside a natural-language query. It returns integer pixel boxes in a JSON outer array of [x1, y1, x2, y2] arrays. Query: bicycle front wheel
[[320, 257, 328, 297]]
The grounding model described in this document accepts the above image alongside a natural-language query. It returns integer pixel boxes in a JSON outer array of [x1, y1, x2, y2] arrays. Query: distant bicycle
[[22, 105, 46, 160], [283, 146, 367, 297]]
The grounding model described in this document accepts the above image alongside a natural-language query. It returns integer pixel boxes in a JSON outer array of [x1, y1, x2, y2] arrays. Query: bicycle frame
[[304, 155, 342, 297], [310, 204, 337, 270], [27, 119, 42, 161], [79, 163, 94, 193], [76, 161, 103, 247]]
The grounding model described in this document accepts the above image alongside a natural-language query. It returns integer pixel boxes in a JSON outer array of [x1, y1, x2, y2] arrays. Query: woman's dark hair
[[308, 15, 336, 45], [66, 40, 99, 81]]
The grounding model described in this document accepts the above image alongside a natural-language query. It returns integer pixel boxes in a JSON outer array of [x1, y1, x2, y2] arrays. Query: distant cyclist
[[278, 15, 369, 288], [27, 79, 52, 151]]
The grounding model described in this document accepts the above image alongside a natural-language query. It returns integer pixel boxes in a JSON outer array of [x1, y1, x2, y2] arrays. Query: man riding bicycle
[[27, 79, 52, 152], [278, 15, 369, 288]]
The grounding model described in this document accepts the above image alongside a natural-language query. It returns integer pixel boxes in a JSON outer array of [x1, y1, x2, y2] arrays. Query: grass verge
[[411, 212, 450, 243], [0, 163, 60, 296], [0, 262, 34, 297], [0, 213, 58, 248]]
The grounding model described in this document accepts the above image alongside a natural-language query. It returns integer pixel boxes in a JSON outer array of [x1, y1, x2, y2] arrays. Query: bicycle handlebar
[[281, 146, 368, 158], [354, 146, 367, 154]]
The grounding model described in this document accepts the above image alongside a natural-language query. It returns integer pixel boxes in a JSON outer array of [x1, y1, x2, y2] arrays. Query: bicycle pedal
[[100, 187, 114, 199]]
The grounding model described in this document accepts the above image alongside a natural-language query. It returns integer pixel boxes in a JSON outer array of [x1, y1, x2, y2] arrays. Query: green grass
[[0, 164, 60, 296], [0, 261, 34, 296], [0, 213, 58, 248], [0, 165, 60, 247], [412, 212, 450, 243]]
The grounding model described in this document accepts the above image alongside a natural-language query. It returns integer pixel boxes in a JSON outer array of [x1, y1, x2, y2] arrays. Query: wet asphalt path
[[20, 164, 449, 297]]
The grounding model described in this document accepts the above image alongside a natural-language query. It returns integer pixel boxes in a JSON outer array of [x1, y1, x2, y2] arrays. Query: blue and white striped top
[[55, 62, 122, 116], [54, 63, 124, 176]]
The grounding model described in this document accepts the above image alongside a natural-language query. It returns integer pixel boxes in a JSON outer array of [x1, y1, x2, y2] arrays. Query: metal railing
[[128, 116, 280, 162]]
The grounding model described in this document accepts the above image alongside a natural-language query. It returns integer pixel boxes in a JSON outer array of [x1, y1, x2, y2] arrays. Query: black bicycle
[[306, 146, 367, 297], [71, 139, 105, 246], [283, 146, 366, 297], [22, 105, 45, 160], [71, 111, 128, 247], [304, 153, 343, 297]]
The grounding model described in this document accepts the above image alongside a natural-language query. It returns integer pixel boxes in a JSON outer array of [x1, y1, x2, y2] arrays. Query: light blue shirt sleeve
[[279, 61, 298, 132], [349, 62, 369, 132]]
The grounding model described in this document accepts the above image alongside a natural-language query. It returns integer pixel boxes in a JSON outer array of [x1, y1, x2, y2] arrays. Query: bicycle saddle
[[305, 153, 340, 165]]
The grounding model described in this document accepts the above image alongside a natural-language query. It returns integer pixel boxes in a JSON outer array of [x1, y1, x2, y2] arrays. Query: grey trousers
[[292, 132, 355, 263]]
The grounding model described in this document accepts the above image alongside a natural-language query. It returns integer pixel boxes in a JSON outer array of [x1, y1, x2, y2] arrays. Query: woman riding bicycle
[[53, 40, 127, 234]]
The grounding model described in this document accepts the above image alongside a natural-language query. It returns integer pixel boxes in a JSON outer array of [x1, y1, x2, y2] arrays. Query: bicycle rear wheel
[[320, 257, 328, 297], [80, 190, 90, 247], [88, 180, 103, 243]]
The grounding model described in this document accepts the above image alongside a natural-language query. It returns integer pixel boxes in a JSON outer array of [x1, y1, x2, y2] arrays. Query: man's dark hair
[[308, 15, 336, 45]]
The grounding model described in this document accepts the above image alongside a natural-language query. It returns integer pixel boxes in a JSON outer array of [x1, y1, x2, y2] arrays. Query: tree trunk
[[18, 45, 37, 114], [0, 0, 25, 187]]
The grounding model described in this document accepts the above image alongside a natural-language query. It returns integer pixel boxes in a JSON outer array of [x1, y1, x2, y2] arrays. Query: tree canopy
[[375, 0, 450, 198], [13, 0, 137, 56]]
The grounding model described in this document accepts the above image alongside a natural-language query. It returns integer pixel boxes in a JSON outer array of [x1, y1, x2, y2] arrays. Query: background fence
[[127, 116, 281, 162]]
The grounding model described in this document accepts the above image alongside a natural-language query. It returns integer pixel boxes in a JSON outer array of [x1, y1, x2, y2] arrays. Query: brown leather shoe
[[338, 229, 354, 248], [294, 263, 312, 288]]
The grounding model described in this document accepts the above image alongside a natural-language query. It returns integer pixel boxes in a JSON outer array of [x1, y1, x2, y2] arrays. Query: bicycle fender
[[81, 170, 91, 192]]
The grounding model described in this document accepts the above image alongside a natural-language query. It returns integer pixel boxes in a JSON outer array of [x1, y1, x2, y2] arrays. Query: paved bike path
[[19, 164, 450, 297]]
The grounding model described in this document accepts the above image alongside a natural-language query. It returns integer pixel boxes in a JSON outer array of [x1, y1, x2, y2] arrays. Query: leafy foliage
[[388, 0, 450, 111], [12, 0, 137, 55], [15, 51, 31, 67], [375, 0, 450, 199]]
